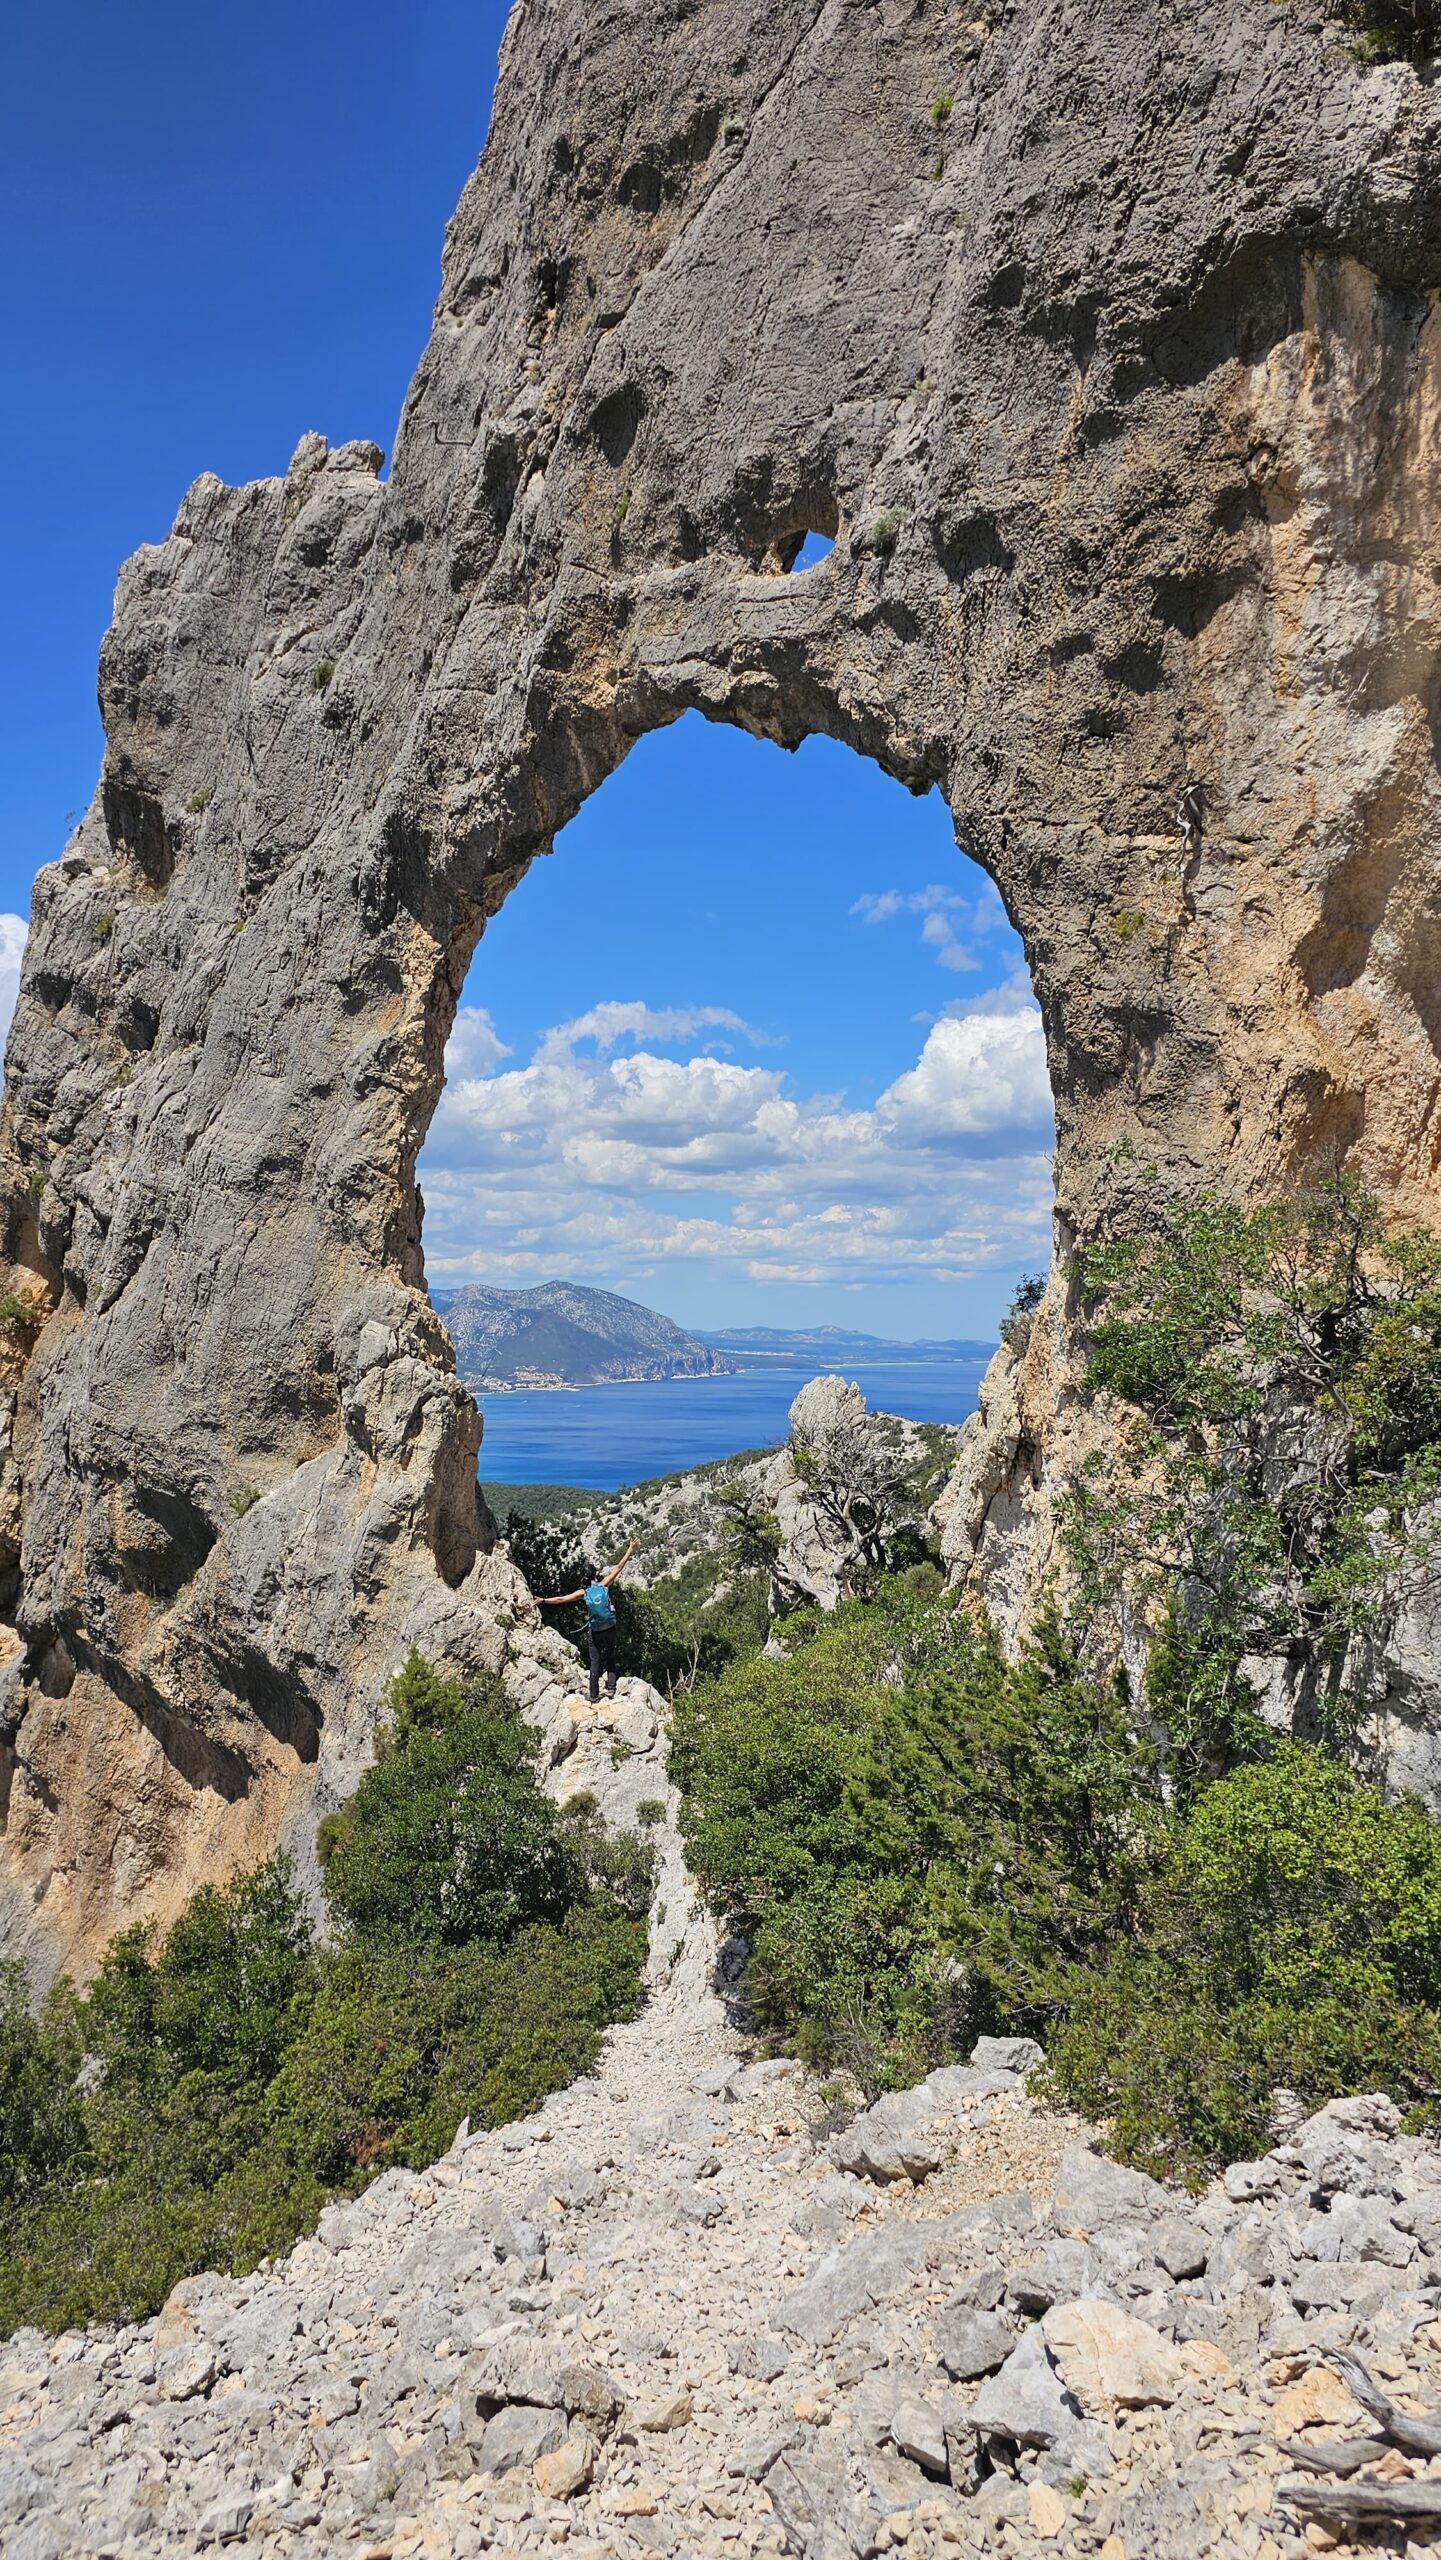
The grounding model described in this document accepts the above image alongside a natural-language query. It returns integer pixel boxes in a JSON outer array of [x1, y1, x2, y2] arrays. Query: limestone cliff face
[[4, 0, 1441, 1975]]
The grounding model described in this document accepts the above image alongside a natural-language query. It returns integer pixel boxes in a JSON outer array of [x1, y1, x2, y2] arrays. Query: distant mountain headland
[[435, 1280, 735, 1391]]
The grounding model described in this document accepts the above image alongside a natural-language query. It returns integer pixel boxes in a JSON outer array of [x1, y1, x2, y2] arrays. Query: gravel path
[[7, 1681, 1441, 2560]]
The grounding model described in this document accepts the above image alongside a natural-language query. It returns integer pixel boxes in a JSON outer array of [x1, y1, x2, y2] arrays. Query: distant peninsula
[[435, 1280, 735, 1391]]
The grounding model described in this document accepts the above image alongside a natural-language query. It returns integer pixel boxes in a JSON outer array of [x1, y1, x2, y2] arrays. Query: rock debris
[[8, 1720, 1441, 2560]]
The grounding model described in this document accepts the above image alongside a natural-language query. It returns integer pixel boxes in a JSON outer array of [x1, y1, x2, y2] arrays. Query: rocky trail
[[9, 1680, 1441, 2560]]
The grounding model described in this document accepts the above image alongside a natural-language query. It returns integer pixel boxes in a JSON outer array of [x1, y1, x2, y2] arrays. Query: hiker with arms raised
[[538, 1537, 639, 1703]]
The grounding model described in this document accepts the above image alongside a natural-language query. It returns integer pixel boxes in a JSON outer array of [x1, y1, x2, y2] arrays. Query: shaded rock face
[[3, 0, 1441, 1973]]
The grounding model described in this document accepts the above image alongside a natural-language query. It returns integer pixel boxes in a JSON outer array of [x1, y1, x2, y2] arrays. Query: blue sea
[[476, 1355, 991, 1492]]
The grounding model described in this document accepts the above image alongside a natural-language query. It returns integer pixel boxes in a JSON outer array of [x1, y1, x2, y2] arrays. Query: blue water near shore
[[476, 1355, 991, 1492]]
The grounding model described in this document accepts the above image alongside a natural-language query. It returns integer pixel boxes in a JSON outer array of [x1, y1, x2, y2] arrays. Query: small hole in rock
[[788, 529, 834, 571]]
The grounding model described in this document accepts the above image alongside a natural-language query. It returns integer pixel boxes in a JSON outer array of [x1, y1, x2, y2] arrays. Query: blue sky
[[5, 0, 1053, 1342], [422, 720, 1053, 1334]]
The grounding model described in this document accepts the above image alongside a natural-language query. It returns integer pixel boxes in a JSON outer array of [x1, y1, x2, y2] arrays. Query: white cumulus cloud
[[879, 973, 1052, 1141], [418, 982, 1055, 1293], [442, 1006, 511, 1080]]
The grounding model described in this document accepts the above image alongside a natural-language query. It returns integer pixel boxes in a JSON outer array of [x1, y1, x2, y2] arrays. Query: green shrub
[[309, 660, 336, 693], [265, 1904, 645, 2185], [0, 1965, 88, 2205], [1064, 1179, 1441, 1783], [1046, 1746, 1441, 2180], [674, 1587, 1164, 2093], [319, 1659, 581, 1950], [675, 1578, 1441, 2161], [81, 1857, 314, 2118], [999, 1269, 1045, 1352], [852, 507, 905, 558], [185, 788, 213, 814], [0, 1655, 649, 2330], [1333, 0, 1438, 58], [91, 912, 115, 944]]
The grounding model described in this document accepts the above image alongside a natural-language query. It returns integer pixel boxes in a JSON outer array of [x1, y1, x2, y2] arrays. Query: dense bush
[[0, 1962, 87, 2205], [1064, 1179, 1441, 1784], [271, 1901, 646, 2184], [0, 1655, 648, 2332], [674, 1588, 1165, 2093], [675, 1576, 1441, 2166], [1048, 1747, 1441, 2180], [318, 1661, 580, 1949]]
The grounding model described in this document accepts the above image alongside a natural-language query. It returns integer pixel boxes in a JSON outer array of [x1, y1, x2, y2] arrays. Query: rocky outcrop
[[540, 1377, 960, 1612], [5, 0, 1441, 1970]]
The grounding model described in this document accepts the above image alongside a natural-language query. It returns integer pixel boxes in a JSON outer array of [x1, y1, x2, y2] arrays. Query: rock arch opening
[[416, 710, 1056, 1497]]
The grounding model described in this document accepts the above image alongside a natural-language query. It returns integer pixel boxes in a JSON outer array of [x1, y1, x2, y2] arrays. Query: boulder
[[833, 2092, 942, 2186], [732, 2334, 789, 2383], [969, 2037, 1043, 2075], [1051, 2143, 1171, 2233], [533, 2429, 596, 2499], [634, 2388, 693, 2433], [777, 2227, 929, 2345], [1270, 2364, 1366, 2437], [480, 2403, 567, 2474], [968, 2328, 1087, 2451], [1294, 2099, 1403, 2200], [1040, 2300, 1182, 2414], [195, 2494, 255, 2546], [888, 2394, 949, 2475], [1009, 2239, 1103, 2314], [156, 2345, 220, 2403], [1224, 2157, 1287, 2204], [556, 2361, 624, 2436], [1302, 2195, 1416, 2267], [473, 2339, 565, 2413], [1151, 2217, 1209, 2281], [937, 2307, 1020, 2381]]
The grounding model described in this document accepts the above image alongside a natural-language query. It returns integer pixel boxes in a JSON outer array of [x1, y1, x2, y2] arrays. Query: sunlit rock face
[[3, 0, 1440, 1974]]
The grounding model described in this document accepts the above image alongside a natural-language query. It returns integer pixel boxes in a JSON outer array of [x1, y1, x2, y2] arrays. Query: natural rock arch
[[3, 0, 1441, 1974]]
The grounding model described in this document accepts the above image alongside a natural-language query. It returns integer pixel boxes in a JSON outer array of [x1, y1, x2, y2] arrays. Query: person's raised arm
[[538, 1585, 585, 1606], [601, 1537, 640, 1588]]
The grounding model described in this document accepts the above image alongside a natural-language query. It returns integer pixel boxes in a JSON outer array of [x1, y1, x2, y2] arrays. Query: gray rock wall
[[3, 0, 1441, 1969]]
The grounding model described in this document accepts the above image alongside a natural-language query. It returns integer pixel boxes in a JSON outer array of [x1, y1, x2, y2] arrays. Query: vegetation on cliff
[[1336, 0, 1439, 63], [1064, 1174, 1441, 1781], [0, 1659, 648, 2332], [675, 1183, 1441, 2183]]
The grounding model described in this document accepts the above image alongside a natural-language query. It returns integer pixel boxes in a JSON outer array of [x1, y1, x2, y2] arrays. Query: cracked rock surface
[[4, 0, 1441, 1968]]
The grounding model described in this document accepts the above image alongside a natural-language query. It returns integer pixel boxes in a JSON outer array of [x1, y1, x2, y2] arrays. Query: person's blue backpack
[[584, 1579, 616, 1629]]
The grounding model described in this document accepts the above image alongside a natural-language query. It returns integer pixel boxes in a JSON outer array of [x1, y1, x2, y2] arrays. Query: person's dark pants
[[587, 1623, 617, 1703]]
